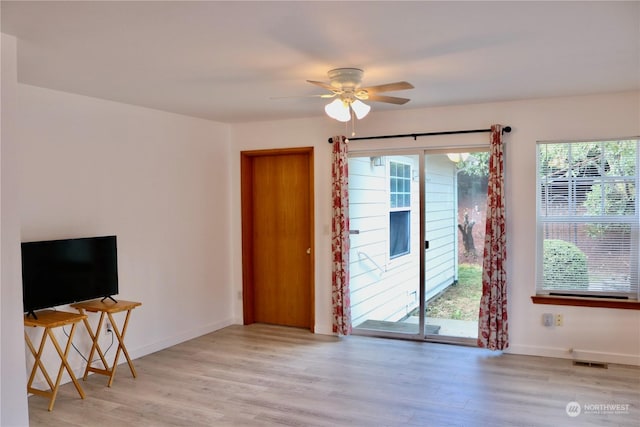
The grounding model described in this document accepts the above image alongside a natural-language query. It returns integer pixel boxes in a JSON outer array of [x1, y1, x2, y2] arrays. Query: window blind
[[536, 139, 639, 299]]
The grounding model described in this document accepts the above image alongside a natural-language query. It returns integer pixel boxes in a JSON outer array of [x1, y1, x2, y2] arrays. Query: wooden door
[[241, 148, 314, 329]]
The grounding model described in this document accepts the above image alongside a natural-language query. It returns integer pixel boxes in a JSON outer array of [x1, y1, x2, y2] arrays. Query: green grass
[[424, 263, 483, 321]]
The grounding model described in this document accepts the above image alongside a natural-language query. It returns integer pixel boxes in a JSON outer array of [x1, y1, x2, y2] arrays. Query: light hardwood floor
[[28, 324, 639, 426]]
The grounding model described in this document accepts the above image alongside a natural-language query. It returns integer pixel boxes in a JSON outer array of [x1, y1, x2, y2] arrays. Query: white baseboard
[[507, 344, 640, 366], [129, 317, 235, 360], [229, 317, 336, 336], [137, 320, 637, 367], [313, 322, 335, 336], [28, 317, 236, 392]]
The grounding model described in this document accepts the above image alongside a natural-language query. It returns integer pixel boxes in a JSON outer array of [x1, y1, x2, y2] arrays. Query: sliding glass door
[[349, 148, 488, 343], [423, 151, 487, 342]]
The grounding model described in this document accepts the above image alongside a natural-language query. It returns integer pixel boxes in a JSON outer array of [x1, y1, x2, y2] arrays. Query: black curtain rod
[[327, 126, 511, 144]]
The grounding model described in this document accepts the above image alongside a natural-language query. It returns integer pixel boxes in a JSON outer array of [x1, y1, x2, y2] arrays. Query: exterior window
[[390, 161, 411, 258], [536, 139, 639, 299]]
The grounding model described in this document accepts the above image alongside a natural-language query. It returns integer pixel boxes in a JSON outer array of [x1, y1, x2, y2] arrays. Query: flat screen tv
[[21, 235, 119, 317]]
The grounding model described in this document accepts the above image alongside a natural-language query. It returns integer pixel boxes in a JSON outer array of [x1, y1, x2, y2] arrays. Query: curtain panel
[[478, 125, 509, 350], [331, 135, 352, 335]]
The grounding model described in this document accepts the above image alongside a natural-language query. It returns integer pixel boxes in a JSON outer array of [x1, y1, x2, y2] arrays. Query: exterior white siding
[[425, 155, 458, 299]]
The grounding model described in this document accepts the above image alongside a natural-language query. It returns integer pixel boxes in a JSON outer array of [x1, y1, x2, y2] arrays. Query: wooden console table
[[24, 310, 87, 411], [71, 299, 141, 387]]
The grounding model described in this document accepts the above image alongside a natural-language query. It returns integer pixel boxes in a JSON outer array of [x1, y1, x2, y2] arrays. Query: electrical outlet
[[105, 322, 113, 334], [555, 314, 563, 327], [542, 313, 554, 327]]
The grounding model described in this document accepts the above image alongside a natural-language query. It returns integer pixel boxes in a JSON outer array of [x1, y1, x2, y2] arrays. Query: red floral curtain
[[478, 125, 509, 350], [331, 135, 352, 335]]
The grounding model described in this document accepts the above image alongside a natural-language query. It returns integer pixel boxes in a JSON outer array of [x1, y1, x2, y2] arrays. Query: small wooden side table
[[71, 299, 141, 387], [24, 310, 87, 411]]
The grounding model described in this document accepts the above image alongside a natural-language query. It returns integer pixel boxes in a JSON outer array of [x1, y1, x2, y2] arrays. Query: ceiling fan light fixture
[[325, 98, 351, 122], [310, 68, 414, 126], [446, 152, 470, 163], [350, 99, 371, 120]]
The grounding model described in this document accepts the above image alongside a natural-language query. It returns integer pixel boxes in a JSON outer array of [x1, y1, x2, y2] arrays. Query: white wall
[[2, 33, 234, 424], [18, 86, 234, 356], [230, 119, 338, 333], [1, 33, 29, 427], [231, 90, 640, 366]]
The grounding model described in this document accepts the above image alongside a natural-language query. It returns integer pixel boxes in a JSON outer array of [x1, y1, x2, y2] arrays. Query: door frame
[[240, 147, 315, 330]]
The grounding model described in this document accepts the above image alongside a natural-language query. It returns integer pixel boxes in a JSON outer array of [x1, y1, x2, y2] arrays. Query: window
[[536, 139, 639, 300], [390, 161, 411, 258]]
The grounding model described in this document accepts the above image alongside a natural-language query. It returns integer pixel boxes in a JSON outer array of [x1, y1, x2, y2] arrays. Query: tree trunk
[[458, 212, 476, 257]]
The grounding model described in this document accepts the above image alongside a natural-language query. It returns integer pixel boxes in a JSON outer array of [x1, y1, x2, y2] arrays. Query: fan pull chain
[[350, 109, 356, 137]]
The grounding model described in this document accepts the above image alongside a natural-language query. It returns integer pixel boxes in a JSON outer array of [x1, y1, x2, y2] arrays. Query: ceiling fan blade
[[306, 80, 336, 91], [366, 94, 411, 105], [361, 81, 414, 94], [270, 93, 336, 100]]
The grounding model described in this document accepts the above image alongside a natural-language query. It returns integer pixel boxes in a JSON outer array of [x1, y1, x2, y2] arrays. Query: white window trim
[[387, 158, 413, 263]]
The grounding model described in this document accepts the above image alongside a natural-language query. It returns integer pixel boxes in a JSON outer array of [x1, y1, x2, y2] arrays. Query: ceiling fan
[[307, 68, 414, 122]]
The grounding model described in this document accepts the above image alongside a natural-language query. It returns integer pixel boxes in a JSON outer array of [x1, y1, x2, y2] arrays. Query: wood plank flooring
[[28, 324, 639, 426]]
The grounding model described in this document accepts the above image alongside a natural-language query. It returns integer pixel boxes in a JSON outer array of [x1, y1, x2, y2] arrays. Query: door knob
[[306, 248, 311, 255]]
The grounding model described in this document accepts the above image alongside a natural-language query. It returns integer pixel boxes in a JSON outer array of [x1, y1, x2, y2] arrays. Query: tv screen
[[21, 235, 119, 315]]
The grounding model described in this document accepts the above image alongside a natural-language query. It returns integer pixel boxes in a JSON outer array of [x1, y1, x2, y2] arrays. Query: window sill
[[531, 295, 640, 310]]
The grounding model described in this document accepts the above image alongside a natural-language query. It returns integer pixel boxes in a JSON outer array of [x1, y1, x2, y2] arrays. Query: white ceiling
[[2, 1, 639, 123]]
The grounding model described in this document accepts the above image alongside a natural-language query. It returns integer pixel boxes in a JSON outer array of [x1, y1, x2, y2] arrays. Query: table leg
[[106, 310, 137, 387], [24, 329, 55, 394], [81, 310, 111, 380], [46, 324, 85, 410]]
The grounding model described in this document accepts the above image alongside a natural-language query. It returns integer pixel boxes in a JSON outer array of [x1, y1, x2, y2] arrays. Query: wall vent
[[573, 360, 608, 369]]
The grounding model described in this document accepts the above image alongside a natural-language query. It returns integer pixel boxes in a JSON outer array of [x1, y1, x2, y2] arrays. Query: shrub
[[543, 239, 589, 290]]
